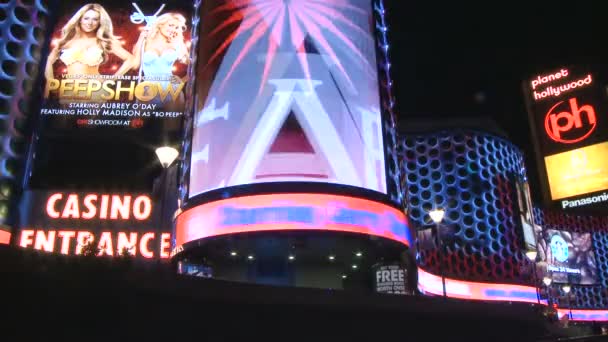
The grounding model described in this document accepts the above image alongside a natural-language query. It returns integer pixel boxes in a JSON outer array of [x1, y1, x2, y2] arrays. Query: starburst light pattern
[[204, 0, 373, 93]]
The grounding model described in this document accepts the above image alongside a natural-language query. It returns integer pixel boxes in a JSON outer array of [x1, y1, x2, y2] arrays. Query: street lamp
[[525, 250, 537, 261], [155, 146, 179, 236], [562, 284, 572, 320], [429, 208, 446, 299], [543, 275, 553, 307], [526, 250, 540, 304], [429, 209, 445, 224], [155, 146, 179, 168]]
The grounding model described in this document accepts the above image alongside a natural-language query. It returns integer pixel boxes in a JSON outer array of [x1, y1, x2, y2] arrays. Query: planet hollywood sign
[[524, 65, 608, 208], [17, 192, 172, 259]]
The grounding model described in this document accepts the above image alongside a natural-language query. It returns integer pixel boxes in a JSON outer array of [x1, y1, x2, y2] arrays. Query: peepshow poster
[[40, 0, 192, 133]]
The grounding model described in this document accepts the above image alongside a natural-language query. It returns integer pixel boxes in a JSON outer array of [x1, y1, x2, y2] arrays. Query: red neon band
[[176, 193, 410, 248], [0, 230, 10, 245]]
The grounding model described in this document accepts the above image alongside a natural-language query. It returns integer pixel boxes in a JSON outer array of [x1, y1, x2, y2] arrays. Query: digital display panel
[[417, 269, 544, 305], [189, 0, 386, 197], [16, 191, 172, 259], [41, 0, 191, 132], [544, 229, 597, 285], [174, 193, 411, 253], [515, 174, 537, 251], [418, 268, 608, 321], [524, 66, 608, 207], [545, 142, 608, 201], [557, 309, 608, 322]]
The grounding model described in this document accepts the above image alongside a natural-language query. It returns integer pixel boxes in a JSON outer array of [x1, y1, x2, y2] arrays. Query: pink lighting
[[0, 230, 10, 245], [418, 269, 546, 305], [175, 193, 411, 251]]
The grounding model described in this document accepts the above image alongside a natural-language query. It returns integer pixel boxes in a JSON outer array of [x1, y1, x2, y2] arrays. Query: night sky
[[385, 1, 607, 203]]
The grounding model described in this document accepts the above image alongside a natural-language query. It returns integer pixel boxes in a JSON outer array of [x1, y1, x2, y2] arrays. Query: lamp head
[[542, 276, 552, 286], [155, 146, 179, 168], [525, 250, 538, 262], [429, 209, 445, 223], [562, 284, 571, 294]]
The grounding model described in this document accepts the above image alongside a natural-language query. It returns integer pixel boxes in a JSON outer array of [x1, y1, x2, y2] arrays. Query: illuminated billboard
[[545, 142, 608, 200], [16, 191, 171, 259], [543, 229, 597, 285], [524, 66, 608, 208], [40, 0, 191, 132], [374, 264, 409, 295], [514, 173, 537, 251], [418, 269, 543, 304], [189, 0, 386, 197], [174, 193, 411, 255]]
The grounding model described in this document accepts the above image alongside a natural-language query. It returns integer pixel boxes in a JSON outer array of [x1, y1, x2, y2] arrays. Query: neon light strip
[[418, 268, 546, 305], [176, 193, 411, 248], [557, 309, 608, 321], [419, 269, 608, 321], [0, 230, 10, 245]]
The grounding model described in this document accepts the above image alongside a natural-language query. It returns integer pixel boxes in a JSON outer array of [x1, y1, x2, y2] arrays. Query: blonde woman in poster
[[130, 12, 190, 108], [44, 3, 136, 101]]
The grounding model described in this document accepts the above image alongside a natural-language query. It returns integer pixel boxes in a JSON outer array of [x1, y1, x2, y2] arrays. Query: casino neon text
[[19, 230, 171, 259]]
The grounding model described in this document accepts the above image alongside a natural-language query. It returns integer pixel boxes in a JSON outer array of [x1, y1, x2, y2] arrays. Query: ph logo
[[550, 234, 569, 263], [544, 98, 597, 144]]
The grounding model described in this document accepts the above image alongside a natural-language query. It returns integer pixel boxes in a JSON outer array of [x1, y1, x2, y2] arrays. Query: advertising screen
[[16, 190, 172, 260], [524, 66, 608, 208], [40, 0, 191, 133], [515, 174, 537, 251], [545, 142, 608, 201], [189, 0, 386, 197], [544, 229, 597, 285], [174, 193, 411, 254]]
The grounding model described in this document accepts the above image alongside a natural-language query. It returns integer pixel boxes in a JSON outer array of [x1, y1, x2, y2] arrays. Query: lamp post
[[526, 250, 539, 304], [562, 284, 572, 320], [429, 208, 446, 299], [543, 275, 552, 306], [155, 146, 179, 234]]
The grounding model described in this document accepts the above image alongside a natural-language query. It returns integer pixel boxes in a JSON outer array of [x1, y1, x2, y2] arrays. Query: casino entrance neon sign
[[17, 192, 170, 259], [544, 98, 597, 144], [19, 230, 171, 259]]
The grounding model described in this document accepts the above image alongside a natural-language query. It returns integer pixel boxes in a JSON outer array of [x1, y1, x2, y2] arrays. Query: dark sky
[[385, 1, 607, 203]]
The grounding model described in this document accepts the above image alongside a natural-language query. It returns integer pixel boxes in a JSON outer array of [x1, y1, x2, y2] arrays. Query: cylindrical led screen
[[190, 0, 386, 198]]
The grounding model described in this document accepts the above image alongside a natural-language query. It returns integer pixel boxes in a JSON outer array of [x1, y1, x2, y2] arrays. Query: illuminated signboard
[[374, 264, 409, 295], [40, 0, 191, 132], [174, 193, 411, 254], [16, 191, 171, 259], [417, 269, 544, 305], [189, 0, 386, 197], [418, 268, 608, 321], [557, 309, 608, 322], [514, 172, 537, 251], [545, 142, 608, 201], [524, 66, 608, 208], [543, 229, 597, 285], [0, 230, 10, 245]]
